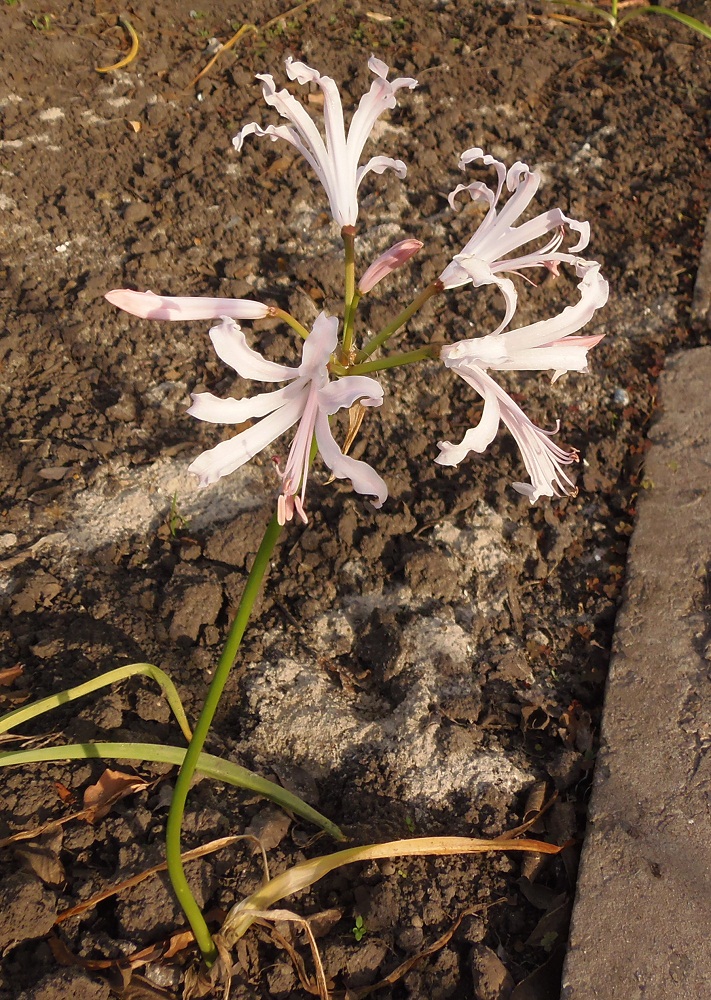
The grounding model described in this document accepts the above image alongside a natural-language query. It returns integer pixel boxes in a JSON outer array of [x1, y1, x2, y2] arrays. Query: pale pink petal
[[437, 362, 577, 502], [188, 382, 303, 424], [188, 394, 305, 487], [356, 155, 408, 191], [435, 370, 501, 465], [314, 409, 388, 508], [448, 256, 518, 335], [347, 61, 417, 164], [503, 261, 609, 352], [318, 375, 384, 413], [105, 289, 269, 321], [209, 318, 296, 382], [299, 312, 339, 377]]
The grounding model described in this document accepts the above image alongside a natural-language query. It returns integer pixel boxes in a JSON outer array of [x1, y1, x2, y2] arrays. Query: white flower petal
[[503, 261, 609, 353], [314, 410, 388, 508], [435, 367, 501, 465], [450, 256, 518, 336], [188, 382, 302, 424], [209, 318, 296, 382], [188, 394, 305, 487], [105, 289, 269, 320], [299, 312, 339, 377], [356, 155, 408, 190], [318, 375, 384, 414]]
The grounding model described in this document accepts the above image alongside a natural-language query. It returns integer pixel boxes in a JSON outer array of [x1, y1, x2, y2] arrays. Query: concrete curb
[[561, 346, 711, 999]]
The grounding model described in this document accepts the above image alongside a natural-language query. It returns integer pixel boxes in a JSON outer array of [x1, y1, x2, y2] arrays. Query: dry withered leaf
[[0, 664, 23, 686], [521, 781, 548, 831], [82, 768, 150, 823], [15, 831, 65, 886]]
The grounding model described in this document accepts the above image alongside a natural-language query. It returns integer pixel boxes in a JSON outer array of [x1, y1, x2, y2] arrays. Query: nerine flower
[[234, 56, 417, 228], [188, 312, 387, 524], [439, 148, 590, 335], [436, 260, 609, 503]]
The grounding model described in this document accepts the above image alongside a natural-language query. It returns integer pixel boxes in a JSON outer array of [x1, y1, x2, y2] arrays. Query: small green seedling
[[404, 815, 416, 834], [31, 13, 51, 29], [352, 915, 367, 942], [167, 491, 189, 537]]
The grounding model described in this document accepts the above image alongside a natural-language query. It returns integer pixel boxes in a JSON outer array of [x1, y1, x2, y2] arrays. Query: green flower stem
[[271, 307, 310, 340], [0, 742, 344, 841], [341, 225, 357, 360], [345, 345, 441, 376], [360, 281, 442, 359], [165, 513, 283, 966], [0, 663, 192, 744]]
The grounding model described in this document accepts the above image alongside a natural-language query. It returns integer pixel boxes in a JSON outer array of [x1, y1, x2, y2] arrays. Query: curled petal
[[318, 375, 384, 414], [299, 312, 339, 377], [448, 256, 518, 336], [314, 410, 388, 508], [437, 364, 577, 503], [188, 382, 303, 424], [503, 260, 609, 353], [209, 318, 296, 382], [105, 289, 270, 321], [435, 377, 501, 465], [356, 155, 408, 190]]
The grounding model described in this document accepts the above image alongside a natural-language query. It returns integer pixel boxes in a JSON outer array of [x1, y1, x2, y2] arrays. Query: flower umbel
[[234, 56, 417, 228], [437, 261, 609, 503], [187, 313, 388, 524], [439, 149, 590, 335]]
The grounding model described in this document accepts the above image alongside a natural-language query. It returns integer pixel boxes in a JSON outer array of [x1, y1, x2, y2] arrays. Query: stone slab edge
[[561, 346, 711, 1000]]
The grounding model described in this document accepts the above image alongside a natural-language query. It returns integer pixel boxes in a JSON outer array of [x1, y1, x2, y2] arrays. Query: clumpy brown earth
[[1, 1, 710, 997]]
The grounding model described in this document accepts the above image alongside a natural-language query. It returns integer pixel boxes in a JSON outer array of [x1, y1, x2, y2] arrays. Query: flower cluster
[[106, 56, 608, 525]]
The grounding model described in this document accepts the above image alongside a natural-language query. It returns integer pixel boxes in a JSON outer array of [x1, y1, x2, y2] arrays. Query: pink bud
[[357, 238, 423, 294], [104, 289, 270, 320]]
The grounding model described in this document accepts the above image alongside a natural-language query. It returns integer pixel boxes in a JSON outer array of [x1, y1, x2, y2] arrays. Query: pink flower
[[436, 261, 608, 503], [234, 56, 417, 228], [358, 238, 423, 294], [188, 313, 387, 524], [104, 289, 270, 321], [439, 149, 590, 335]]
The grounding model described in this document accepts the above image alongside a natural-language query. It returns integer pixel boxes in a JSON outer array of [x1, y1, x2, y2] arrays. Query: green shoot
[[352, 915, 367, 942]]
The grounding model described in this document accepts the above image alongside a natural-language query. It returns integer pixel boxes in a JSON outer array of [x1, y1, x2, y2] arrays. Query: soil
[[1, 1, 710, 998]]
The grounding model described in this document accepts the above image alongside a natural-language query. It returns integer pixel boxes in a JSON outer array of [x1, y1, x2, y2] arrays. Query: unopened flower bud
[[357, 239, 424, 294]]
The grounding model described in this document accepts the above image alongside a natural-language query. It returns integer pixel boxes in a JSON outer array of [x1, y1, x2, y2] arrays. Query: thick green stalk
[[361, 281, 442, 359], [271, 307, 311, 340], [345, 345, 440, 376], [341, 225, 357, 359], [165, 513, 283, 965]]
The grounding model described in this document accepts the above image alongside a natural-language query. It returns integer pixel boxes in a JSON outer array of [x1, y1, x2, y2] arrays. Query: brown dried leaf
[[82, 768, 150, 823], [0, 664, 23, 686], [15, 831, 65, 886]]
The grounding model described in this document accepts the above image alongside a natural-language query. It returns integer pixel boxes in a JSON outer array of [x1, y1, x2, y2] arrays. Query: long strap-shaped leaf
[[0, 742, 344, 842], [0, 663, 193, 743], [220, 834, 562, 945]]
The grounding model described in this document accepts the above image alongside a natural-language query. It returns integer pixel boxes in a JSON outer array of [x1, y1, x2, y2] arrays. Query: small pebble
[[613, 387, 630, 406]]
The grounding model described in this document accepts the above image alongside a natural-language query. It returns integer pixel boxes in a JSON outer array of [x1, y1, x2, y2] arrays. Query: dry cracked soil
[[1, 1, 710, 998]]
